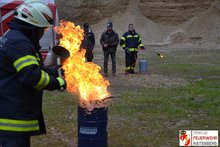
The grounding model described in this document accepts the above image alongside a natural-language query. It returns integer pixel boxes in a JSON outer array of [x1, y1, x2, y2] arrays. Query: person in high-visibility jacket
[[120, 23, 145, 74], [0, 2, 66, 146]]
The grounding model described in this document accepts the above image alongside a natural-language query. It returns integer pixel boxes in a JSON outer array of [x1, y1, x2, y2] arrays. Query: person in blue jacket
[[0, 1, 66, 146], [120, 23, 145, 74]]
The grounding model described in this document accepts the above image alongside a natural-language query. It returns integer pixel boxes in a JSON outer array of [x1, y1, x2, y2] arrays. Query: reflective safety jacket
[[120, 31, 144, 51], [0, 22, 60, 137]]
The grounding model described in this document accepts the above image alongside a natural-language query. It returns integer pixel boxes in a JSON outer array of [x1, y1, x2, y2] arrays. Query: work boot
[[112, 73, 116, 76], [130, 69, 137, 74]]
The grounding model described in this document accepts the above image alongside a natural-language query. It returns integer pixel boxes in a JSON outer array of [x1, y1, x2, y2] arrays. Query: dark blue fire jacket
[[0, 21, 60, 137], [120, 31, 144, 51]]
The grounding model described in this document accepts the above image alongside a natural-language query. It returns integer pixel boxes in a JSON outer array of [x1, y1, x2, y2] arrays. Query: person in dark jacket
[[0, 2, 66, 146], [120, 23, 145, 74], [100, 22, 119, 76], [81, 23, 95, 62]]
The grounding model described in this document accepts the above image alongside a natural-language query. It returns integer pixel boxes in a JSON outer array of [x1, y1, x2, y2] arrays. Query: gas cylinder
[[139, 59, 147, 73]]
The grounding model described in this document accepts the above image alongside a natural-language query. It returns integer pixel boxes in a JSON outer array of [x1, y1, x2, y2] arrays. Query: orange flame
[[55, 21, 110, 110]]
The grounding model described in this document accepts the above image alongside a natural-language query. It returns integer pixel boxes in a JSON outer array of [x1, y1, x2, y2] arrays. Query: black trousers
[[125, 51, 137, 73], [0, 136, 30, 147], [85, 50, 93, 62], [103, 51, 116, 75]]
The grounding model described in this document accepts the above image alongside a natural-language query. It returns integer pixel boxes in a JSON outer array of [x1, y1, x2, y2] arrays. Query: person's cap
[[107, 22, 113, 28]]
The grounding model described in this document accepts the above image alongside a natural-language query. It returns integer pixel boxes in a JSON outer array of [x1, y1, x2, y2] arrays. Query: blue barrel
[[78, 106, 108, 147], [139, 59, 147, 73]]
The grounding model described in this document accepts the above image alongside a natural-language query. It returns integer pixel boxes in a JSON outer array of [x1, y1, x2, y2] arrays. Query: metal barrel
[[78, 106, 108, 147], [139, 59, 147, 73]]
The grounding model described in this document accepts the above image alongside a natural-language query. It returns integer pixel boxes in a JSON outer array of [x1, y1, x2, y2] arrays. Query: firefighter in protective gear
[[0, 2, 66, 146], [120, 23, 145, 74]]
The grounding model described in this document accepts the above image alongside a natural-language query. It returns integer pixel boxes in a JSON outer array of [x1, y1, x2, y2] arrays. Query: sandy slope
[[91, 0, 220, 47]]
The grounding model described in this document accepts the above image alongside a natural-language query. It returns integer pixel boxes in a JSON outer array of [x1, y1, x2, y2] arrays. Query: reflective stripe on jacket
[[0, 119, 39, 132], [0, 25, 59, 136], [120, 31, 144, 51]]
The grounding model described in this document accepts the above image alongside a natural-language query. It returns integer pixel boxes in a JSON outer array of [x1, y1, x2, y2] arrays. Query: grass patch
[[31, 48, 220, 146]]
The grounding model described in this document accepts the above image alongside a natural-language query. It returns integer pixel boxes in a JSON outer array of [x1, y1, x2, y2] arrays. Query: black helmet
[[83, 23, 89, 29]]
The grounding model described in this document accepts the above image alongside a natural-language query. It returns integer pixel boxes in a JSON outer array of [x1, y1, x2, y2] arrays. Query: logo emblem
[[179, 130, 191, 146]]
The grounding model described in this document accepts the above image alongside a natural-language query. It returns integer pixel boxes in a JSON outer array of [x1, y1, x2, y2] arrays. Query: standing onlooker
[[81, 23, 95, 62], [100, 22, 119, 76], [120, 23, 145, 74]]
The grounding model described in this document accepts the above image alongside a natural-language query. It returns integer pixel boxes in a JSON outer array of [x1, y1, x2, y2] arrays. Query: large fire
[[55, 21, 111, 110]]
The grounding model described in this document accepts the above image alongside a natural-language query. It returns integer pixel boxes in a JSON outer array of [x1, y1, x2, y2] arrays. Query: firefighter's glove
[[125, 48, 131, 54], [56, 77, 67, 91]]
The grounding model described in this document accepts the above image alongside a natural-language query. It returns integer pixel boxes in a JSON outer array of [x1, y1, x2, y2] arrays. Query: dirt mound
[[91, 0, 220, 46], [181, 1, 220, 44], [163, 1, 220, 46], [139, 0, 218, 26], [56, 0, 128, 24], [91, 0, 173, 45], [56, 0, 220, 46]]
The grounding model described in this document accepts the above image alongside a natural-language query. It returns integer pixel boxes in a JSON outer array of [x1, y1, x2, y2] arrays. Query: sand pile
[[57, 0, 220, 48], [90, 0, 220, 47]]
